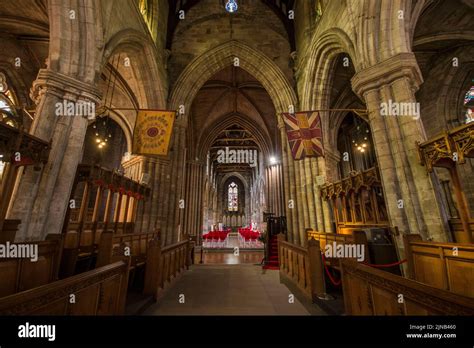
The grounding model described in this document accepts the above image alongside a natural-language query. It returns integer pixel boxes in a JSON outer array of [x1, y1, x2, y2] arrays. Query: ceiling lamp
[[352, 116, 371, 154], [225, 0, 238, 13]]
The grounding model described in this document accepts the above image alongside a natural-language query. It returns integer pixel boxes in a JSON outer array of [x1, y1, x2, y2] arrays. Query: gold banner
[[132, 110, 175, 156]]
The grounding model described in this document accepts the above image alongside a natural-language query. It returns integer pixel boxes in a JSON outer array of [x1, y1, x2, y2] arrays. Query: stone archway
[[169, 40, 297, 114], [103, 28, 168, 110], [8, 0, 104, 240], [198, 113, 272, 160], [301, 28, 359, 111], [166, 40, 302, 243]]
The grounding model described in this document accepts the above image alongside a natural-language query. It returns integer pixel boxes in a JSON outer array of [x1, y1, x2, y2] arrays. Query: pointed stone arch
[[197, 113, 272, 160], [168, 40, 297, 115], [301, 28, 359, 111], [103, 28, 167, 109]]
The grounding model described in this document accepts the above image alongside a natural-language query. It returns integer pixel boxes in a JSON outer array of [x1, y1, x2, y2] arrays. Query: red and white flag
[[282, 111, 324, 160]]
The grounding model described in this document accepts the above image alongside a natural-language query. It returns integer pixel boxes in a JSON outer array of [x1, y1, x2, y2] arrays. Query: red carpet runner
[[263, 235, 279, 270]]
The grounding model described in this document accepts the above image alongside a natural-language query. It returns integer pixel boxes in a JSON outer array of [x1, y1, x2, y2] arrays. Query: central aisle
[[143, 264, 319, 315]]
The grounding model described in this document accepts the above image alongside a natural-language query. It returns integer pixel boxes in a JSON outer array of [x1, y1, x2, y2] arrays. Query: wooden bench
[[0, 219, 21, 243], [307, 230, 369, 269], [144, 238, 192, 300], [278, 235, 327, 301], [448, 218, 474, 244], [341, 259, 474, 315], [0, 235, 62, 298], [60, 222, 111, 277], [96, 231, 159, 270], [403, 234, 474, 298], [0, 260, 130, 315], [60, 224, 151, 277]]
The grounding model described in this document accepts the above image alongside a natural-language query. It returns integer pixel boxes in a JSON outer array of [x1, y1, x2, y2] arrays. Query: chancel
[[0, 0, 473, 324]]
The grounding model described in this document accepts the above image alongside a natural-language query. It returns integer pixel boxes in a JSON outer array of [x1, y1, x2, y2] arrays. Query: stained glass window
[[228, 182, 238, 211], [315, 1, 323, 19], [0, 72, 18, 128], [464, 85, 474, 124], [139, 0, 153, 33]]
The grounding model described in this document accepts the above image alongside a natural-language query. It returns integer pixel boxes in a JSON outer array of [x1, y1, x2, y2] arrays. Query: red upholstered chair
[[202, 233, 210, 247], [244, 231, 251, 247], [217, 232, 226, 248], [250, 231, 258, 247]]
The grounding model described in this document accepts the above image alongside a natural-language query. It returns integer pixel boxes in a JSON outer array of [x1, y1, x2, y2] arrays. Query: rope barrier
[[321, 253, 342, 287], [361, 259, 407, 268], [320, 254, 407, 287]]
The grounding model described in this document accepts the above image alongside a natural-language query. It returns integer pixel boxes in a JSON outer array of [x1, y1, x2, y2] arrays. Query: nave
[[0, 0, 473, 325], [140, 262, 315, 316]]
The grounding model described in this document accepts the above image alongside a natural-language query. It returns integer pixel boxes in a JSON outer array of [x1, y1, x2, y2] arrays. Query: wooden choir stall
[[0, 120, 50, 241], [417, 122, 474, 244], [60, 163, 151, 277]]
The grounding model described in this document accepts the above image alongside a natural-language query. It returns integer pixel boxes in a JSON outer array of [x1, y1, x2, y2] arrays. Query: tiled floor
[[143, 264, 321, 315]]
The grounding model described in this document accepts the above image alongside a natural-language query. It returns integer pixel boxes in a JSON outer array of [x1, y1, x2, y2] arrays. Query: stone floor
[[143, 264, 323, 316], [194, 249, 263, 264]]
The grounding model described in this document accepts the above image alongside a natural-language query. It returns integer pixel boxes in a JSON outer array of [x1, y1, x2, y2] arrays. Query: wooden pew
[[278, 235, 327, 301], [96, 230, 159, 270], [0, 219, 20, 243], [307, 230, 369, 269], [60, 222, 112, 277], [60, 222, 139, 277], [0, 260, 130, 315], [403, 234, 474, 298], [0, 235, 62, 298], [144, 237, 192, 300], [341, 259, 474, 315], [448, 218, 474, 244]]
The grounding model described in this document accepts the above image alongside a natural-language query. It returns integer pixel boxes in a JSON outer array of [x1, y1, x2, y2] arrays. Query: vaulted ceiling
[[166, 0, 295, 49], [191, 65, 278, 175], [209, 124, 259, 174], [0, 0, 49, 38]]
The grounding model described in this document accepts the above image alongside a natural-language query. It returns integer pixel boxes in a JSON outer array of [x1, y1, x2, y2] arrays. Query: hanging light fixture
[[94, 53, 122, 150], [352, 116, 370, 154], [225, 0, 238, 13]]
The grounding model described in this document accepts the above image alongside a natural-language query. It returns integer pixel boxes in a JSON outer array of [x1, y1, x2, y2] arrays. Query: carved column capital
[[30, 69, 102, 105], [351, 53, 423, 100]]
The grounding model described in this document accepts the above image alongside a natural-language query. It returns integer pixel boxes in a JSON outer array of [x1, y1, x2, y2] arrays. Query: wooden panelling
[[0, 261, 130, 315], [341, 259, 474, 315], [404, 235, 474, 298], [0, 238, 62, 297], [143, 238, 192, 300]]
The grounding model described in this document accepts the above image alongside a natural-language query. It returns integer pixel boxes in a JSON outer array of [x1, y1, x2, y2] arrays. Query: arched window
[[139, 0, 153, 33], [0, 72, 19, 128], [228, 182, 238, 211], [315, 1, 323, 19], [464, 84, 474, 124]]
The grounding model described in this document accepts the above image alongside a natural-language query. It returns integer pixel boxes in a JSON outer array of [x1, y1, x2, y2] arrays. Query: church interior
[[1, 0, 474, 329]]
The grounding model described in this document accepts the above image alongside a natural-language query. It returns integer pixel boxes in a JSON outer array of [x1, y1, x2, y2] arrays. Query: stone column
[[351, 53, 448, 248], [183, 161, 204, 239], [7, 69, 100, 241], [278, 119, 299, 244]]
